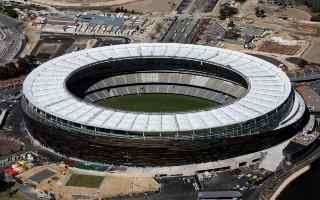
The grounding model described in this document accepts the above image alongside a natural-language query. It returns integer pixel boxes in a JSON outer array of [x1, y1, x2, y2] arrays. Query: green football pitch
[[66, 174, 104, 188], [96, 93, 220, 112]]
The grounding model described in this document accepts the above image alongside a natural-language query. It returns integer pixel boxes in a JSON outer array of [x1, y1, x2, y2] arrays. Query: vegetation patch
[[0, 191, 27, 200], [0, 6, 18, 18]]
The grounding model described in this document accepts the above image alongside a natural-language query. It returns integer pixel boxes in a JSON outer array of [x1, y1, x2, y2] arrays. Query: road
[[0, 15, 25, 64], [161, 16, 199, 43]]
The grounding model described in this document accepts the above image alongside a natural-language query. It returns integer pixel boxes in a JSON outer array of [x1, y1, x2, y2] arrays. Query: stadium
[[21, 43, 309, 168]]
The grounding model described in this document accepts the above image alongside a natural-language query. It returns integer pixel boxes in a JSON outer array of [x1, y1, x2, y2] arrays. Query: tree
[[6, 8, 18, 18], [169, 2, 177, 10], [0, 66, 9, 79], [18, 55, 38, 71], [255, 7, 266, 18], [227, 20, 235, 28], [0, 171, 4, 183], [5, 62, 17, 78], [219, 3, 238, 19], [0, 7, 18, 19], [155, 23, 163, 32], [0, 57, 36, 80]]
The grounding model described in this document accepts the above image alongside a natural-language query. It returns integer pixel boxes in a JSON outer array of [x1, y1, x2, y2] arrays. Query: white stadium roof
[[23, 43, 292, 132]]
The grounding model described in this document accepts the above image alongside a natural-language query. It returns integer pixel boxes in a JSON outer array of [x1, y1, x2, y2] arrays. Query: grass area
[[96, 93, 220, 112], [66, 174, 104, 188], [0, 191, 27, 200]]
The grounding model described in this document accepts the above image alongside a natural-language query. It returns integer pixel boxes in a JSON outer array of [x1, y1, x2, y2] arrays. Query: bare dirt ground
[[31, 0, 142, 8], [31, 0, 180, 12], [258, 41, 301, 55], [302, 37, 320, 64], [276, 8, 311, 21], [117, 0, 181, 13], [100, 174, 159, 198], [20, 23, 41, 57], [237, 0, 258, 18]]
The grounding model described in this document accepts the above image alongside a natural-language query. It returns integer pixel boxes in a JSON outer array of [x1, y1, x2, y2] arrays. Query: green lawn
[[0, 191, 27, 200], [66, 174, 104, 188], [96, 93, 219, 112]]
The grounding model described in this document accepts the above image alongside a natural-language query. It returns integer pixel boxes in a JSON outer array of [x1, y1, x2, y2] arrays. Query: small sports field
[[96, 93, 219, 112], [66, 174, 104, 188]]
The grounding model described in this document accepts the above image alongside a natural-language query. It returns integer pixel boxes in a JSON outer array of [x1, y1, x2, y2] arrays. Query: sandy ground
[[100, 174, 159, 198], [277, 8, 311, 21], [117, 0, 181, 13], [20, 23, 41, 57], [237, 0, 258, 18], [302, 37, 320, 64], [31, 0, 143, 8]]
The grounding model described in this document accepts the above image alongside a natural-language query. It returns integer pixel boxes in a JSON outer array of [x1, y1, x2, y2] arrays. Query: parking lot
[[176, 0, 218, 13], [161, 16, 199, 43], [41, 13, 147, 39]]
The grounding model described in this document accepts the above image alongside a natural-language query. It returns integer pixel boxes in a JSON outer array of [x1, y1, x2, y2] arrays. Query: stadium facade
[[22, 43, 309, 167]]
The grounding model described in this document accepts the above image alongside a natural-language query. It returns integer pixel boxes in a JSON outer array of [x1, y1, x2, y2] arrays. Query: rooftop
[[23, 43, 292, 132]]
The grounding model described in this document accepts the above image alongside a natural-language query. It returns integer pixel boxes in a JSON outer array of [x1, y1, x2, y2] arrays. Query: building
[[307, 0, 320, 11], [198, 191, 242, 200], [22, 43, 308, 170]]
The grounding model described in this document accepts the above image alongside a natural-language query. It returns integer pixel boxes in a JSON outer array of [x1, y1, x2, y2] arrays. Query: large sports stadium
[[22, 43, 309, 168]]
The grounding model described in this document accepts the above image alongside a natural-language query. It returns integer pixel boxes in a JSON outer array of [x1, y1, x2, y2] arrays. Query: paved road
[[0, 15, 25, 64], [161, 16, 199, 43]]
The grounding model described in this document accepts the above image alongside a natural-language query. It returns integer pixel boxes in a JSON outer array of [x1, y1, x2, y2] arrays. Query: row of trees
[[113, 6, 141, 15], [0, 56, 37, 80], [0, 6, 18, 19]]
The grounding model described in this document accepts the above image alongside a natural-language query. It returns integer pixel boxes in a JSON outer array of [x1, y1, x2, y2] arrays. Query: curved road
[[0, 15, 26, 64]]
